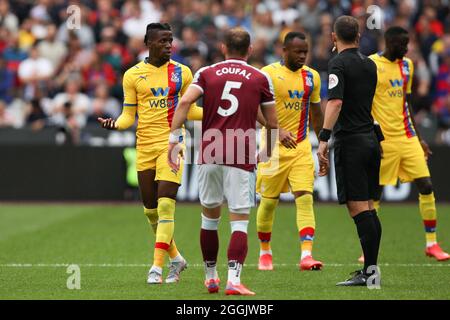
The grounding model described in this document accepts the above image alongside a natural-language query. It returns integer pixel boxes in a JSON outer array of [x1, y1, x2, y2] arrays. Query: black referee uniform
[[325, 47, 383, 286], [327, 48, 380, 205]]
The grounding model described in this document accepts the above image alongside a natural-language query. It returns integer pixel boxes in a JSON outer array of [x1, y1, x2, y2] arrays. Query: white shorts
[[198, 164, 256, 214]]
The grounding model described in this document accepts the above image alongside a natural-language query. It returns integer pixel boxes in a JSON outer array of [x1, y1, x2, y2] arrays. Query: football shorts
[[136, 145, 184, 184], [256, 139, 315, 198], [334, 131, 381, 204], [198, 164, 256, 214], [379, 136, 430, 185]]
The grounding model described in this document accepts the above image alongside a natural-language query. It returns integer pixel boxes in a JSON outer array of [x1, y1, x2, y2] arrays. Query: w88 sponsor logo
[[149, 99, 177, 108]]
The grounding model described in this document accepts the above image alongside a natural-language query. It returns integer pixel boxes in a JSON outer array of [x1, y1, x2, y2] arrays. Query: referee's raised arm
[[318, 16, 382, 287]]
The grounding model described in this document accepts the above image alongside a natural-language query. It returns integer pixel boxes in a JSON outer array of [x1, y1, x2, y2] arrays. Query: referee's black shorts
[[334, 131, 381, 205]]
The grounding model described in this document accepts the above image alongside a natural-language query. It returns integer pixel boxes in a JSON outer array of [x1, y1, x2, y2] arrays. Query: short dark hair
[[384, 26, 409, 43], [334, 16, 359, 44], [144, 23, 171, 44], [223, 27, 251, 57], [283, 32, 306, 46]]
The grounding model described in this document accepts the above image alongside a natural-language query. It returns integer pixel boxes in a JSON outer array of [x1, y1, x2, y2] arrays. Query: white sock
[[227, 260, 242, 285], [260, 249, 272, 256], [170, 254, 183, 263], [301, 250, 311, 260], [230, 220, 249, 233], [150, 265, 162, 274], [204, 261, 218, 280], [427, 241, 437, 248], [201, 213, 220, 230]]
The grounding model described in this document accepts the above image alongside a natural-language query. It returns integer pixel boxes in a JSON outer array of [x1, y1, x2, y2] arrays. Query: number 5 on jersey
[[218, 81, 242, 117]]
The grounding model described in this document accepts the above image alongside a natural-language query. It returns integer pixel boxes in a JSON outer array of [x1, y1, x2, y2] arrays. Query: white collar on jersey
[[224, 59, 248, 65]]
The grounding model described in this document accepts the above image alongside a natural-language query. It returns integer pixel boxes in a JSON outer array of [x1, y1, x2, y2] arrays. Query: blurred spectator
[[213, 0, 252, 32], [87, 99, 113, 125], [376, 0, 396, 27], [0, 99, 15, 127], [0, 55, 14, 103], [252, 6, 279, 43], [0, 0, 19, 33], [0, 27, 7, 54], [89, 82, 120, 120], [122, 0, 162, 39], [25, 98, 47, 131], [322, 0, 351, 20], [183, 1, 213, 33], [408, 36, 432, 113], [159, 1, 184, 38], [30, 0, 52, 23], [48, 81, 90, 129], [350, 0, 365, 16], [55, 101, 81, 145], [311, 13, 334, 98], [416, 6, 444, 38], [37, 24, 68, 70], [53, 33, 90, 90], [416, 9, 440, 63], [91, 0, 121, 43], [189, 53, 206, 74], [96, 26, 132, 74], [2, 32, 27, 71], [433, 46, 450, 124], [30, 0, 53, 41], [271, 0, 299, 27], [82, 52, 117, 95], [18, 44, 54, 100], [392, 0, 416, 29], [57, 5, 95, 49], [0, 0, 447, 145], [18, 18, 35, 51], [297, 0, 322, 37], [248, 38, 268, 68], [179, 26, 208, 61]]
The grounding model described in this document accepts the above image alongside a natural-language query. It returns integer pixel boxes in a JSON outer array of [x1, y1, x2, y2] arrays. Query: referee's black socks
[[371, 209, 382, 257], [353, 210, 382, 275]]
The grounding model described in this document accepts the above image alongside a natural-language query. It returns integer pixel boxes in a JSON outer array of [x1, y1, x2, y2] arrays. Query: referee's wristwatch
[[318, 129, 332, 142]]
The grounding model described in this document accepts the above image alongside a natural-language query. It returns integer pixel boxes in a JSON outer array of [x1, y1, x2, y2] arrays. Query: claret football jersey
[[191, 59, 275, 171]]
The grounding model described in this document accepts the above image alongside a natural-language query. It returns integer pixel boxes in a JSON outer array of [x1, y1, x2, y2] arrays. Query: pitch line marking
[[1, 263, 449, 268]]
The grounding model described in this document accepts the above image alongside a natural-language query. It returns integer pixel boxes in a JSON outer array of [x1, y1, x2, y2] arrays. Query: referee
[[317, 16, 382, 286]]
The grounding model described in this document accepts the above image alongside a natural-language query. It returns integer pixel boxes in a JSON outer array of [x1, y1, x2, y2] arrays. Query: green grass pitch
[[0, 203, 449, 300]]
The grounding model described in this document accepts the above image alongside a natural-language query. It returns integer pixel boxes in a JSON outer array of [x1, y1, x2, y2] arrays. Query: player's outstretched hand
[[279, 128, 297, 149], [168, 142, 184, 172], [98, 117, 117, 130], [317, 141, 329, 177], [420, 139, 432, 159]]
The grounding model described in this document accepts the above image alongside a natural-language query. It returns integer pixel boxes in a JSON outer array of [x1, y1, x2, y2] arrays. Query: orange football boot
[[425, 244, 450, 261], [299, 255, 323, 271]]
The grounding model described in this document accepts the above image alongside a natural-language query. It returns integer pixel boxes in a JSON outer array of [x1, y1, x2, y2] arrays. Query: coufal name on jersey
[[215, 67, 252, 79]]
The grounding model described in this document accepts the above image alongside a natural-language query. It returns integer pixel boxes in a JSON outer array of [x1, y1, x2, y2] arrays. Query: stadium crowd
[[0, 0, 449, 144]]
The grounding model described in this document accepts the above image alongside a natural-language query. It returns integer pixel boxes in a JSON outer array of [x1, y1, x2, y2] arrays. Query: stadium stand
[[0, 0, 449, 144]]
